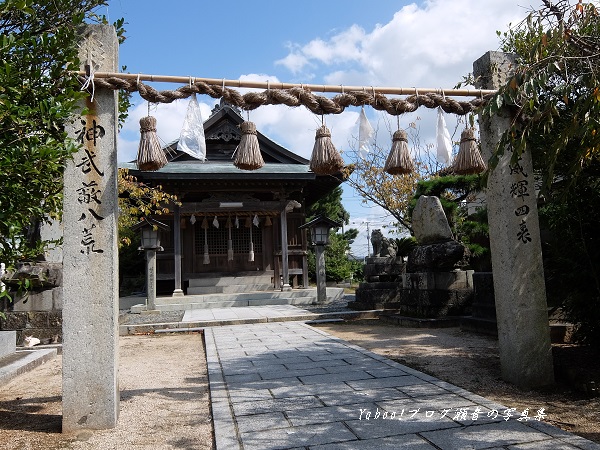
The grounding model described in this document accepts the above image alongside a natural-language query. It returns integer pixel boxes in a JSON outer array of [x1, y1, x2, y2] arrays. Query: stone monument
[[62, 24, 120, 432], [474, 51, 554, 388], [353, 197, 473, 320]]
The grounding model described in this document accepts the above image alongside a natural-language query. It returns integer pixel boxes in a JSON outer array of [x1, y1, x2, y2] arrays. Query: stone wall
[[351, 280, 473, 318], [0, 310, 62, 345], [0, 260, 63, 345]]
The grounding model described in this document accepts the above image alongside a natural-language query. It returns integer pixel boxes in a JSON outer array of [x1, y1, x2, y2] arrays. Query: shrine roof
[[119, 161, 315, 179]]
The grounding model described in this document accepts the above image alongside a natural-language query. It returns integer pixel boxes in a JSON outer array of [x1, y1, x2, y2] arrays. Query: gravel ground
[[0, 334, 212, 450]]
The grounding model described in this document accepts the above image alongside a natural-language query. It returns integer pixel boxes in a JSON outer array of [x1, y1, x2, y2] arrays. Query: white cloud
[[276, 0, 526, 88]]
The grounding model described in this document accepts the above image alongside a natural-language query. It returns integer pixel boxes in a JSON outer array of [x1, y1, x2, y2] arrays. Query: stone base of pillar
[[281, 284, 293, 292], [172, 289, 185, 297]]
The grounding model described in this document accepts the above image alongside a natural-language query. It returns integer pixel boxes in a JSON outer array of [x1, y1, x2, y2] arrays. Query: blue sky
[[106, 0, 529, 257]]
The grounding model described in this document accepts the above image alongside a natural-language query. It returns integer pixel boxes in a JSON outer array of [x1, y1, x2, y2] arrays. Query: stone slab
[[421, 420, 553, 450], [0, 348, 57, 385], [412, 196, 453, 244], [0, 331, 16, 359], [205, 321, 600, 450]]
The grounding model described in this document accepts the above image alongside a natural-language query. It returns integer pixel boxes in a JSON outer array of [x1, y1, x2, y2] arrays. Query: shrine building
[[120, 101, 345, 296]]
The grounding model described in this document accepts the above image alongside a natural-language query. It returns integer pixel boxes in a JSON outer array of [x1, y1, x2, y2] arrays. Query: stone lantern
[[299, 215, 341, 303], [131, 217, 169, 312]]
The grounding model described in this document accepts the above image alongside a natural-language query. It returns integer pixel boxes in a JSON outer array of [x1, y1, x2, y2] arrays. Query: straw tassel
[[234, 121, 264, 170], [452, 128, 487, 175], [309, 125, 345, 175], [264, 216, 272, 227], [384, 129, 414, 175], [136, 116, 168, 171]]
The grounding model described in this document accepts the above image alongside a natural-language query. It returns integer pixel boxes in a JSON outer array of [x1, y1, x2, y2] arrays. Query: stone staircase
[[129, 271, 345, 312], [186, 272, 274, 295]]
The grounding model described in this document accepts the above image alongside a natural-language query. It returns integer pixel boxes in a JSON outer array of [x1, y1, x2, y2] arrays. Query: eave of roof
[[119, 161, 316, 180]]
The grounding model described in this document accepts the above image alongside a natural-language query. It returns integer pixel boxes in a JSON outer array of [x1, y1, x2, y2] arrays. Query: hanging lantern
[[309, 124, 345, 175], [384, 129, 414, 175], [233, 121, 264, 170], [452, 128, 487, 175], [136, 115, 168, 171]]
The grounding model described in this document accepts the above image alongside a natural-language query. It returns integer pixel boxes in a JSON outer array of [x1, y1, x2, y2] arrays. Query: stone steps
[[186, 271, 275, 295], [129, 287, 345, 313], [187, 284, 273, 295], [188, 274, 273, 288]]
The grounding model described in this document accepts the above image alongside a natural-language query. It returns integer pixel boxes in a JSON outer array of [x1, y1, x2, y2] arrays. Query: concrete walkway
[[205, 321, 600, 450]]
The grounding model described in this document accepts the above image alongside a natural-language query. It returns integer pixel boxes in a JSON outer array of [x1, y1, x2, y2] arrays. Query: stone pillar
[[62, 24, 119, 432], [145, 249, 158, 311], [279, 208, 292, 291], [315, 244, 326, 303], [474, 51, 554, 388], [172, 204, 184, 296]]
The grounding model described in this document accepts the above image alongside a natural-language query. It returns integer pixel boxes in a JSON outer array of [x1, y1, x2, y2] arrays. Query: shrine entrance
[[122, 101, 343, 294]]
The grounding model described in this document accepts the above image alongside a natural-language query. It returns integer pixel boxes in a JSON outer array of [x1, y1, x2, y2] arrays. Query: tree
[[306, 186, 350, 225], [487, 0, 600, 192], [488, 0, 600, 345], [343, 117, 456, 233], [0, 0, 108, 271], [117, 169, 179, 247], [307, 233, 362, 283], [305, 185, 362, 283]]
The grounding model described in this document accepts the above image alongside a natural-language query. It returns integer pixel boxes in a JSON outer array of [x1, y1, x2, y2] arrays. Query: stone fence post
[[474, 51, 554, 388]]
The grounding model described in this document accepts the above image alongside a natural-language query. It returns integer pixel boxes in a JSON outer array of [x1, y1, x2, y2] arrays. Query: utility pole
[[366, 222, 371, 257]]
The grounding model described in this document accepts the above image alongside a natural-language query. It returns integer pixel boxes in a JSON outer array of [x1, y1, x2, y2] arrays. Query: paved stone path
[[183, 305, 317, 323], [205, 321, 600, 450]]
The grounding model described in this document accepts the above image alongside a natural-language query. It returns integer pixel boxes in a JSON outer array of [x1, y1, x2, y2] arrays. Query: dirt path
[[0, 333, 212, 450], [318, 320, 600, 445]]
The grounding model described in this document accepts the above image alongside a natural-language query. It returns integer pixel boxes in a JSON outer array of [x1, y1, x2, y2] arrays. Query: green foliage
[[539, 163, 600, 346], [307, 233, 363, 283], [117, 169, 180, 247], [0, 0, 107, 269], [305, 186, 362, 283], [393, 236, 417, 258], [306, 186, 350, 225], [489, 1, 600, 345], [485, 0, 600, 193]]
